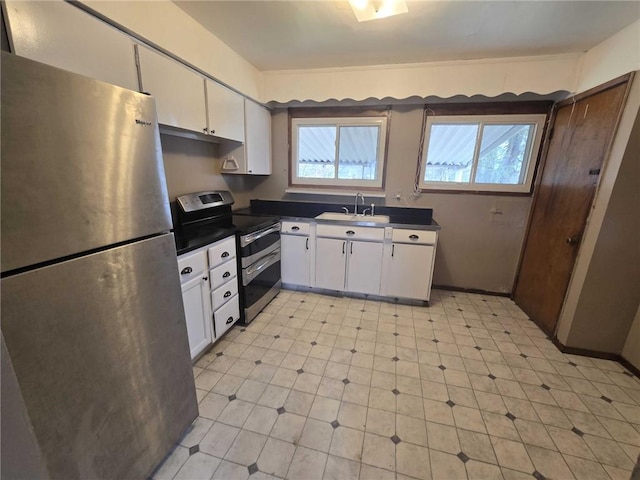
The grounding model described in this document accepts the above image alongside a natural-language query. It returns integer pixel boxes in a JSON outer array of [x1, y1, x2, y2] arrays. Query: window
[[419, 114, 546, 193], [291, 116, 388, 189]]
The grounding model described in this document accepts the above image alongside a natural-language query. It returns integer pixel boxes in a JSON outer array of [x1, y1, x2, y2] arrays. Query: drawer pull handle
[[306, 238, 309, 250], [392, 244, 395, 257], [226, 316, 234, 325], [223, 271, 231, 278], [291, 226, 300, 231], [221, 251, 229, 258], [346, 230, 355, 235], [342, 241, 346, 254], [224, 291, 232, 298], [409, 234, 419, 240], [180, 267, 192, 275]]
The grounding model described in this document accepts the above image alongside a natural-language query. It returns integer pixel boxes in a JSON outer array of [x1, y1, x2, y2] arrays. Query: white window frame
[[419, 114, 547, 193], [291, 116, 388, 189]]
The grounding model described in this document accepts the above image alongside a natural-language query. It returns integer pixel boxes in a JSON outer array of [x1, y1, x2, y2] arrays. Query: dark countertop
[[173, 226, 238, 256], [235, 199, 440, 231]]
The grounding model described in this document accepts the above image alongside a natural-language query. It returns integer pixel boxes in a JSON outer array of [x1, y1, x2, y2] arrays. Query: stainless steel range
[[173, 191, 281, 324]]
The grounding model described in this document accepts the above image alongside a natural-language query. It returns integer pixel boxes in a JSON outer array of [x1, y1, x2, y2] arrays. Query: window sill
[[285, 188, 387, 198]]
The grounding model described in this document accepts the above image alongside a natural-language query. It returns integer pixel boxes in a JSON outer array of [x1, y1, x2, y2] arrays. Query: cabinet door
[[245, 100, 272, 174], [181, 275, 213, 359], [386, 244, 435, 301], [4, 1, 138, 90], [347, 241, 383, 295], [315, 238, 346, 291], [206, 80, 245, 142], [281, 235, 310, 286], [136, 45, 207, 133]]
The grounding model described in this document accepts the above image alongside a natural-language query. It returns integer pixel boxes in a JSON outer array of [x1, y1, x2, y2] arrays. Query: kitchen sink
[[315, 212, 390, 223]]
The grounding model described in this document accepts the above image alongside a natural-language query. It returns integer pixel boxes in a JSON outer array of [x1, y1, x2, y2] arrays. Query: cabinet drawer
[[210, 259, 237, 289], [214, 294, 240, 338], [211, 279, 238, 311], [392, 229, 437, 245], [281, 221, 310, 235], [208, 236, 237, 269], [177, 250, 207, 284], [316, 224, 384, 241]]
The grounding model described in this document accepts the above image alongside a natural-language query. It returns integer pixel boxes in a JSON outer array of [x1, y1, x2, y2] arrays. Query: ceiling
[[173, 1, 640, 71]]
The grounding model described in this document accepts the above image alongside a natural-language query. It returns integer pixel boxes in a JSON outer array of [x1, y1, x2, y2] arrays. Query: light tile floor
[[153, 289, 640, 480]]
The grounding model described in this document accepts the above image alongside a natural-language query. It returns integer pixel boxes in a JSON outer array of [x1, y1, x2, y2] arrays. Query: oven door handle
[[243, 250, 281, 285], [241, 224, 281, 247]]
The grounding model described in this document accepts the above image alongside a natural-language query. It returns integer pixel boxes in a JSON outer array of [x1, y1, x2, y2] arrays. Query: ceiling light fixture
[[348, 0, 409, 22]]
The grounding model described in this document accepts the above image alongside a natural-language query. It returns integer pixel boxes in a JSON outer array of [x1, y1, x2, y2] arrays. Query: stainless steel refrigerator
[[0, 52, 198, 479]]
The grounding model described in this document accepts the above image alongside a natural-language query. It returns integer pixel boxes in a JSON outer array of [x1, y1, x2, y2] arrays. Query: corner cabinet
[[382, 229, 437, 302], [220, 100, 272, 175]]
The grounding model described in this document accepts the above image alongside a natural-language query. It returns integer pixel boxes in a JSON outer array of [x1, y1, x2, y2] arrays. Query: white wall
[[576, 20, 640, 93], [263, 54, 580, 104], [622, 306, 640, 371]]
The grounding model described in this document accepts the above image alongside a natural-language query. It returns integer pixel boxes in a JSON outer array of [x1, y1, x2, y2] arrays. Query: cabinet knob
[[202, 276, 208, 281], [223, 271, 231, 278], [226, 316, 234, 324], [221, 251, 229, 258], [202, 127, 208, 133], [180, 266, 193, 275], [566, 235, 580, 246], [211, 129, 216, 134], [409, 235, 419, 240], [224, 291, 232, 298]]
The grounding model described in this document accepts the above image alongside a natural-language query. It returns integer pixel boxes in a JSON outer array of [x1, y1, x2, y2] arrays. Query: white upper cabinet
[[220, 100, 272, 175], [136, 45, 207, 134], [244, 100, 272, 174], [206, 80, 245, 142], [4, 1, 138, 91]]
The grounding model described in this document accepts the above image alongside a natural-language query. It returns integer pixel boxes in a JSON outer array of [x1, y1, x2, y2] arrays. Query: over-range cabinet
[[0, 53, 197, 479]]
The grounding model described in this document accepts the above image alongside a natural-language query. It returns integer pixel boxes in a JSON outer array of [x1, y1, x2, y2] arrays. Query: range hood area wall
[[159, 134, 265, 208]]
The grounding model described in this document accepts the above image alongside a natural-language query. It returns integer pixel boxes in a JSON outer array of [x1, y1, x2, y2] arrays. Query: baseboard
[[432, 284, 511, 298], [551, 337, 640, 378]]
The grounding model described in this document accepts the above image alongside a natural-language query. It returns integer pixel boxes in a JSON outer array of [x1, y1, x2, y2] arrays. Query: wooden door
[[514, 80, 628, 335]]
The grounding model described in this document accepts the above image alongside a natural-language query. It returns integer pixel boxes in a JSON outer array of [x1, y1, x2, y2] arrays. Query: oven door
[[240, 224, 281, 268], [242, 248, 281, 322]]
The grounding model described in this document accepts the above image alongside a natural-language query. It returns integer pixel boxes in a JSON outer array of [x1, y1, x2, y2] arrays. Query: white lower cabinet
[[346, 240, 383, 295], [281, 221, 312, 287], [315, 238, 347, 290], [383, 229, 437, 301], [314, 225, 384, 294], [181, 274, 212, 359], [178, 235, 239, 361], [385, 243, 435, 300]]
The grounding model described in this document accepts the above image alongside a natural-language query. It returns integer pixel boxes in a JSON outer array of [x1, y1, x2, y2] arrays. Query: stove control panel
[[177, 191, 234, 213]]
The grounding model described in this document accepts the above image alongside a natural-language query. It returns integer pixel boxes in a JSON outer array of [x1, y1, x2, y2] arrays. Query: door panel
[[347, 241, 383, 295], [386, 244, 434, 300], [514, 82, 628, 334], [181, 274, 213, 358], [315, 238, 346, 290], [281, 235, 310, 286]]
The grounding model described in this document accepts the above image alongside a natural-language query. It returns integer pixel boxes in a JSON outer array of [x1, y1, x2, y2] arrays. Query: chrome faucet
[[354, 192, 365, 216]]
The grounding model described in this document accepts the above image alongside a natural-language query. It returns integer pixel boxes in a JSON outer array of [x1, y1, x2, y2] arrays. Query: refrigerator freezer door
[[1, 52, 172, 273], [1, 234, 197, 479]]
